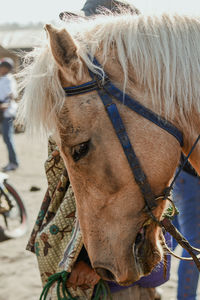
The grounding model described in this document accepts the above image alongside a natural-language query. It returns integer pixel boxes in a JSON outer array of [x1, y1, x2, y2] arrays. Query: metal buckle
[[95, 75, 110, 89]]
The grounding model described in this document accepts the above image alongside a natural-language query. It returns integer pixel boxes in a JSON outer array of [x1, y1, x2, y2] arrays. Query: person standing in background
[[173, 156, 200, 300], [0, 57, 19, 171]]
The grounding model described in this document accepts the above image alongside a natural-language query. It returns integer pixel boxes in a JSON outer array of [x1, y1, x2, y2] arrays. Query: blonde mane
[[17, 12, 200, 136]]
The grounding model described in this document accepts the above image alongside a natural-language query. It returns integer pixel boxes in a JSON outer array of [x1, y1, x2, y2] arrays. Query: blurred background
[[0, 1, 200, 299]]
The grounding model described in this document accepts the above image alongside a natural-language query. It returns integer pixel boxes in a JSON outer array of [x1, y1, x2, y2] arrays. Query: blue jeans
[[2, 117, 18, 165], [173, 171, 200, 300]]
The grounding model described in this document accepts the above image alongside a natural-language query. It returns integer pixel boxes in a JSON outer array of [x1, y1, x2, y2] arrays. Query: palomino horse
[[18, 12, 200, 286]]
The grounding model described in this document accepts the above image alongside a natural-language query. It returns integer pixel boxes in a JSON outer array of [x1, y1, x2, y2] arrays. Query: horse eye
[[71, 141, 90, 162]]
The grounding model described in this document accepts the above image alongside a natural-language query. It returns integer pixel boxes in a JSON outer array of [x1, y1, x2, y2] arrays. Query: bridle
[[63, 57, 200, 270]]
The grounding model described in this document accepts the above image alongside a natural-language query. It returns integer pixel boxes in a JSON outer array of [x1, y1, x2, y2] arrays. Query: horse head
[[19, 13, 200, 285]]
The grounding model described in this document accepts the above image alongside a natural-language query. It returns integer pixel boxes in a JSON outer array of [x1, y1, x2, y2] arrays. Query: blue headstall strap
[[64, 57, 184, 212]]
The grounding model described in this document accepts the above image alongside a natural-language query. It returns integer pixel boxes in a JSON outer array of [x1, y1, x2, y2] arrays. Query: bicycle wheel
[[0, 181, 28, 240]]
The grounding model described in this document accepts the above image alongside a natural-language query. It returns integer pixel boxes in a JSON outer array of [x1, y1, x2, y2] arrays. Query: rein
[[40, 271, 111, 300], [64, 57, 200, 270]]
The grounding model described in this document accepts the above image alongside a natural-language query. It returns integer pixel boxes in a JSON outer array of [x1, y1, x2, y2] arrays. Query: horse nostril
[[135, 232, 143, 244], [134, 227, 146, 259], [135, 227, 146, 246], [95, 267, 115, 281]]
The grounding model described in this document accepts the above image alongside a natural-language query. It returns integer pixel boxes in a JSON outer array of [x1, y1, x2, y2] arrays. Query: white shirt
[[0, 74, 18, 118]]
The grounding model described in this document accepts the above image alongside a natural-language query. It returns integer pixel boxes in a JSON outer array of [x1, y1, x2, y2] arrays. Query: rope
[[93, 280, 112, 300], [39, 271, 76, 300], [162, 236, 200, 262], [39, 271, 112, 300], [161, 217, 200, 271]]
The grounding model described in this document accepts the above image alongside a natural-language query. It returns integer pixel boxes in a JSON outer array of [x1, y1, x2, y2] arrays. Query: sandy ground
[[0, 132, 47, 300], [0, 131, 199, 300]]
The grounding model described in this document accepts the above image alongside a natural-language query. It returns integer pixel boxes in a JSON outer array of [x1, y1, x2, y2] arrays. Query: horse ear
[[45, 24, 83, 82]]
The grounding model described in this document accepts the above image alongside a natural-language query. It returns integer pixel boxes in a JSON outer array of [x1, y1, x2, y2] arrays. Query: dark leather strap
[[63, 78, 110, 96]]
